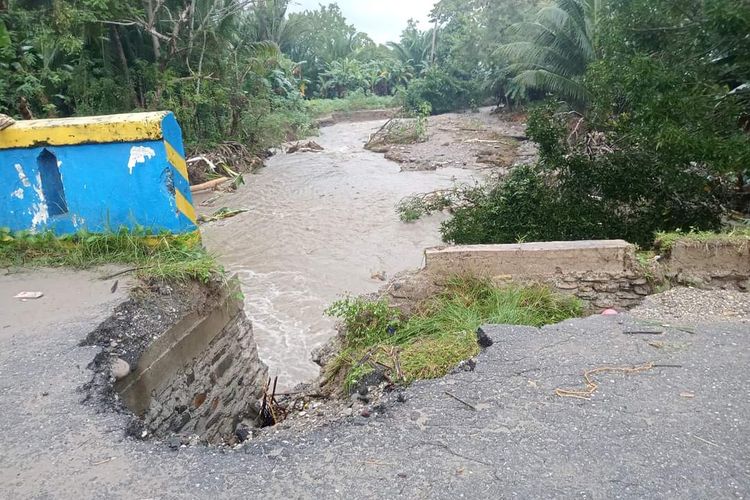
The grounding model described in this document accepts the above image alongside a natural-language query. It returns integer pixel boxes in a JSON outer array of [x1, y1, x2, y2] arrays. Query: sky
[[286, 0, 436, 45]]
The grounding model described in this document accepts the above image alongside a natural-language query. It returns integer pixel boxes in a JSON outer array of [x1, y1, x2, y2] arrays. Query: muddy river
[[199, 120, 478, 387]]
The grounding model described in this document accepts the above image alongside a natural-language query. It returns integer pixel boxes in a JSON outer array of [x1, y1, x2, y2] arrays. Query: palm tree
[[500, 0, 604, 108], [388, 20, 434, 75]]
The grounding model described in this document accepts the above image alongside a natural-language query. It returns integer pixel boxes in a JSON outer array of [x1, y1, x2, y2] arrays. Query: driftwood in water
[[190, 177, 230, 193]]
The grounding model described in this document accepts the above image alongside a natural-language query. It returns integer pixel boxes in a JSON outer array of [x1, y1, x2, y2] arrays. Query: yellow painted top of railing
[[0, 111, 170, 149]]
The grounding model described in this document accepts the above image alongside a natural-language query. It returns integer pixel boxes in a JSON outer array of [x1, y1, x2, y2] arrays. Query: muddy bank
[[368, 108, 533, 172]]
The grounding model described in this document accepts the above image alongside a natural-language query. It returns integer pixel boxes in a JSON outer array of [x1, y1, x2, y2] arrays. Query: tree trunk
[[110, 25, 141, 108], [144, 0, 161, 63]]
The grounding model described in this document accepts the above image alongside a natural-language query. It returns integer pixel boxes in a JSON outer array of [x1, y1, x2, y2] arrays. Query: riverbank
[[193, 118, 482, 387], [367, 108, 533, 172]]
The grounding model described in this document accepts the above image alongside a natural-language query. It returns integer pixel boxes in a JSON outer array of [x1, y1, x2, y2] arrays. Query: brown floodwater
[[198, 120, 478, 387]]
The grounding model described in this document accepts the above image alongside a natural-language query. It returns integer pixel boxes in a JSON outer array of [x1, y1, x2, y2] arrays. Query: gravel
[[632, 286, 750, 324]]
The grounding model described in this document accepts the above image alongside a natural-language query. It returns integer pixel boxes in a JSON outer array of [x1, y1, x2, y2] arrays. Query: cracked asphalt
[[1, 270, 748, 499]]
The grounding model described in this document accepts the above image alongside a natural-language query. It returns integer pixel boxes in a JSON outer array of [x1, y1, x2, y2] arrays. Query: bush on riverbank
[[439, 103, 731, 248], [325, 278, 582, 391], [0, 228, 222, 282], [401, 67, 482, 115]]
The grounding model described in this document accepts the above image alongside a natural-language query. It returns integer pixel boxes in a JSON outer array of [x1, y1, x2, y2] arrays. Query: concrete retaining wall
[[422, 240, 648, 310], [424, 240, 634, 278], [116, 279, 268, 443], [664, 240, 750, 290]]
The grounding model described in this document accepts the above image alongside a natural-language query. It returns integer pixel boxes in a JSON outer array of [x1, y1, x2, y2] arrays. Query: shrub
[[401, 67, 480, 115], [325, 278, 582, 390], [441, 106, 728, 248]]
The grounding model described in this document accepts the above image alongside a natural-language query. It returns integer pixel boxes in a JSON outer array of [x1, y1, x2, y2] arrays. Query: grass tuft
[[0, 228, 222, 282], [326, 277, 582, 391], [654, 227, 750, 251]]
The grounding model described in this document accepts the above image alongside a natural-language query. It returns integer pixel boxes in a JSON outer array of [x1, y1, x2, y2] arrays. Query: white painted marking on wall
[[14, 164, 31, 187], [30, 173, 49, 231], [128, 146, 156, 174], [11, 188, 24, 199]]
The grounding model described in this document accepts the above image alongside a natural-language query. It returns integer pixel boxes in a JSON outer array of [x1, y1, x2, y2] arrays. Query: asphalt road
[[1, 271, 748, 499]]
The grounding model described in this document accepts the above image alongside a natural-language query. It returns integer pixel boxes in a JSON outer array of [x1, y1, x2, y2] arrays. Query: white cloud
[[287, 0, 436, 44]]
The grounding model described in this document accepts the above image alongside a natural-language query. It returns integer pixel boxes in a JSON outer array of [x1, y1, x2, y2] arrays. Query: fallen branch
[[197, 207, 248, 224], [190, 177, 229, 193]]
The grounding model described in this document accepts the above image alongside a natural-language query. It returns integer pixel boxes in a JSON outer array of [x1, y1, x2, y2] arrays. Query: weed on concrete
[[654, 228, 750, 251]]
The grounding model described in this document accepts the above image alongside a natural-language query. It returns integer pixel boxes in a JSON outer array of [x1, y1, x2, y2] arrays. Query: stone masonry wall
[[550, 270, 652, 310], [116, 278, 268, 444], [141, 308, 267, 443], [420, 240, 650, 311]]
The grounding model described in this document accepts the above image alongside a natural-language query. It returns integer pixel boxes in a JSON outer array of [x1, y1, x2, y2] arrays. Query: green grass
[[0, 228, 222, 282], [654, 227, 750, 251], [325, 277, 583, 391], [306, 93, 397, 118]]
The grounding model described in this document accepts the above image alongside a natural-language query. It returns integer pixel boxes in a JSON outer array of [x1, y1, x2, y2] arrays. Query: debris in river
[[371, 271, 387, 281], [287, 141, 324, 154], [197, 207, 248, 224], [186, 141, 263, 184], [190, 177, 230, 193]]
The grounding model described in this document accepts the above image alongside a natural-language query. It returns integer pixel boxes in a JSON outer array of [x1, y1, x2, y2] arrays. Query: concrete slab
[[424, 240, 635, 277]]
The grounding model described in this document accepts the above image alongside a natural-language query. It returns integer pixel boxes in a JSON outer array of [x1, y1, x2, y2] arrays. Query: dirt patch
[[371, 108, 532, 172]]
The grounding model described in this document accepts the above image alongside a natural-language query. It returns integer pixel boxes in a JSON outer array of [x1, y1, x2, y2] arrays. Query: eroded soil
[[374, 108, 534, 172]]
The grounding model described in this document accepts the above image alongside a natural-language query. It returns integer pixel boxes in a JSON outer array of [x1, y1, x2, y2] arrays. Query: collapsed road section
[[82, 275, 270, 444]]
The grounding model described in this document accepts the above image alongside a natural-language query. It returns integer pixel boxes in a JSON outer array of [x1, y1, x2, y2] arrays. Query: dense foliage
[[441, 0, 750, 247], [0, 0, 314, 150]]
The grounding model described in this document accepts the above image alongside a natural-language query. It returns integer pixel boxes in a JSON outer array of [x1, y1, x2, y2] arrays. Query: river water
[[198, 120, 478, 387]]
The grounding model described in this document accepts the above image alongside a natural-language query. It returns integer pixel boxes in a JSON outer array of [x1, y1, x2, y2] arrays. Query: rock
[[167, 435, 182, 450], [360, 408, 371, 418], [371, 271, 387, 281], [352, 366, 387, 396], [452, 359, 476, 373], [341, 407, 353, 417], [235, 424, 252, 442], [396, 392, 407, 403], [287, 141, 324, 154], [476, 327, 493, 348], [111, 358, 130, 380]]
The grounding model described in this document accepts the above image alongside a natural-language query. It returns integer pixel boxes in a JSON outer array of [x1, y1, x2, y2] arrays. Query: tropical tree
[[500, 0, 604, 108], [387, 20, 433, 75]]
